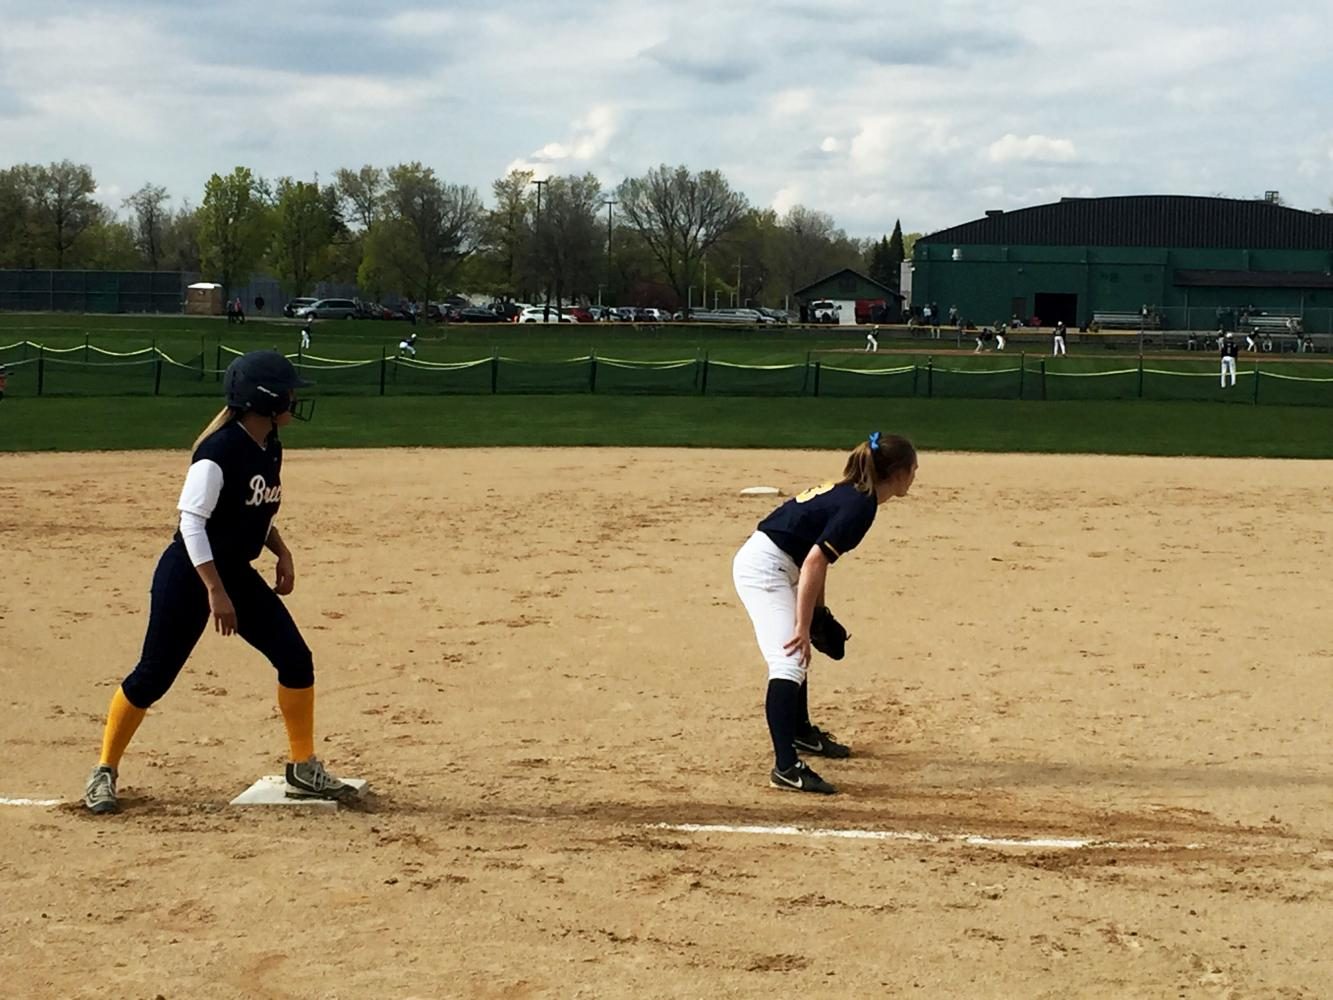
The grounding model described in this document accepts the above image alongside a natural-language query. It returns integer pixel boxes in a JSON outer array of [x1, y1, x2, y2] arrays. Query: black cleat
[[769, 760, 837, 795], [793, 726, 851, 759]]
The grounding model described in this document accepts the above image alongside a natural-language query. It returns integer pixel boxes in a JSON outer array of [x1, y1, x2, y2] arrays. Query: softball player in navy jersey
[[83, 350, 356, 813], [733, 432, 917, 794]]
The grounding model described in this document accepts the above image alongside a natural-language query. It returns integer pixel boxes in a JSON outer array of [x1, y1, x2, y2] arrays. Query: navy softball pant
[[120, 541, 314, 709]]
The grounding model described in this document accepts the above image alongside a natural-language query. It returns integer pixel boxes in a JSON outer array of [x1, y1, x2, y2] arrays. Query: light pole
[[532, 178, 550, 321], [601, 198, 617, 307]]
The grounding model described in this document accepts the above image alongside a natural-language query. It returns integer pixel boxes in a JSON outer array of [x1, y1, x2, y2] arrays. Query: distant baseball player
[[82, 350, 356, 814], [865, 327, 879, 352], [1219, 331, 1239, 388], [995, 325, 1006, 351], [732, 432, 918, 795], [1052, 320, 1067, 356], [398, 332, 418, 357], [300, 314, 314, 351]]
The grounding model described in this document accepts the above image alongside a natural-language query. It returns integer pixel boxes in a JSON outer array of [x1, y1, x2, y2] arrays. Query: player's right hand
[[209, 588, 237, 636], [784, 630, 812, 668]]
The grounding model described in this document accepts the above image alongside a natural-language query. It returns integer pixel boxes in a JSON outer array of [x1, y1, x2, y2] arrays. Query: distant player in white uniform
[[300, 315, 313, 351], [865, 327, 879, 352], [398, 332, 418, 357], [1052, 320, 1067, 356], [1219, 331, 1239, 388]]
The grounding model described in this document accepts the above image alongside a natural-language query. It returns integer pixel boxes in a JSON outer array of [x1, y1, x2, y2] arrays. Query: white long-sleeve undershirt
[[177, 459, 223, 567]]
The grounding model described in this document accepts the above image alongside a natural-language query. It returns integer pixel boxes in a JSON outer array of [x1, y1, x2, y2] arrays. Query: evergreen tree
[[885, 220, 906, 292]]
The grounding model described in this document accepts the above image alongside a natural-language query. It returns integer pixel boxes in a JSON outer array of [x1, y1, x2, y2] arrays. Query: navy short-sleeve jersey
[[175, 422, 283, 565], [758, 481, 877, 565]]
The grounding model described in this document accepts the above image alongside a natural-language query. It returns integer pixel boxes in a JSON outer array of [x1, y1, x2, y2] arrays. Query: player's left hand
[[274, 552, 296, 595]]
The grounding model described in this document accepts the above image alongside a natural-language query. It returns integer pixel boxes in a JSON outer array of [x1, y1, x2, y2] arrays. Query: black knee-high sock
[[766, 679, 802, 771], [797, 680, 812, 733]]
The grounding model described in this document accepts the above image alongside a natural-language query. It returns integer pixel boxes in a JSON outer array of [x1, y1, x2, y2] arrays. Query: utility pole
[[736, 256, 743, 308], [602, 198, 617, 308], [532, 178, 550, 321]]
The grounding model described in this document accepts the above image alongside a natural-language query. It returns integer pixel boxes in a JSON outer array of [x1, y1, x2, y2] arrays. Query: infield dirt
[[1, 447, 1330, 999]]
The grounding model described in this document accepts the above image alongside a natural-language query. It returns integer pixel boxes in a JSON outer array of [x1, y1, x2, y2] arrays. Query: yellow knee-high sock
[[277, 684, 315, 762], [99, 688, 148, 769]]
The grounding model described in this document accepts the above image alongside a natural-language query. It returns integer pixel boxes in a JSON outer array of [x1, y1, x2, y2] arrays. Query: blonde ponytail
[[193, 406, 240, 450], [839, 432, 916, 495]]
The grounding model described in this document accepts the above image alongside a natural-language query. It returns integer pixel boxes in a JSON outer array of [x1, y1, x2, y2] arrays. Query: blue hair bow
[[868, 431, 881, 451]]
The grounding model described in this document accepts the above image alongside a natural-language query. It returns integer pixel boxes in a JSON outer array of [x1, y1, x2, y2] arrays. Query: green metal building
[[912, 196, 1333, 332]]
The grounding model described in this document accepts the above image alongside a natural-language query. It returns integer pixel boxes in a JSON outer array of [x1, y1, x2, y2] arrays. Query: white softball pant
[[733, 531, 806, 684], [1221, 356, 1236, 386], [1053, 335, 1066, 356]]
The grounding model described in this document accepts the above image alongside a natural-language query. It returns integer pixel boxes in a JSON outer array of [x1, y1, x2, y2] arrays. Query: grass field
[[4, 313, 1333, 456], [3, 394, 1332, 456]]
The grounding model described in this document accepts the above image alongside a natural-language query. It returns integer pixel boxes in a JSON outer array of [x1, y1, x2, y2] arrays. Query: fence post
[[490, 352, 499, 394], [926, 358, 933, 398], [1253, 360, 1261, 405], [84, 334, 90, 362], [380, 349, 387, 396], [812, 361, 822, 397], [1137, 355, 1144, 398], [1040, 359, 1047, 401], [37, 346, 44, 396], [911, 361, 919, 396], [589, 352, 597, 394], [700, 353, 710, 395], [1018, 352, 1025, 398], [154, 352, 163, 396], [215, 343, 222, 382]]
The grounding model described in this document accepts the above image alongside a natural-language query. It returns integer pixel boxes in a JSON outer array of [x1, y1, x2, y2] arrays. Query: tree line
[[0, 160, 920, 309]]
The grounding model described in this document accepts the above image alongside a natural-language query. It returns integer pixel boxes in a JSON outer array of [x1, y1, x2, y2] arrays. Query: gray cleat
[[84, 765, 119, 814], [285, 756, 358, 802]]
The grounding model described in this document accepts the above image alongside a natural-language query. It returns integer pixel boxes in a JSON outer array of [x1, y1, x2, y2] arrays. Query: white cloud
[[505, 105, 620, 179], [772, 186, 800, 215], [771, 89, 814, 117], [986, 134, 1077, 164], [819, 136, 841, 153]]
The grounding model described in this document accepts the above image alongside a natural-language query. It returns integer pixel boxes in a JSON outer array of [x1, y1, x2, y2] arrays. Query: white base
[[739, 486, 782, 496], [230, 775, 368, 811]]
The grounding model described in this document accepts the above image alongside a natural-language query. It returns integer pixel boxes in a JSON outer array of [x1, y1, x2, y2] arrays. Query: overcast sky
[[2, 0, 1330, 237]]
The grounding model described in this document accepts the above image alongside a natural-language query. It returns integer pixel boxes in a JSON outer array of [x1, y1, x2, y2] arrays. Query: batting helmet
[[224, 351, 314, 419]]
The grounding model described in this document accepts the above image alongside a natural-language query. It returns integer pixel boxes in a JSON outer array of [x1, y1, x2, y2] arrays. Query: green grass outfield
[[3, 394, 1331, 457]]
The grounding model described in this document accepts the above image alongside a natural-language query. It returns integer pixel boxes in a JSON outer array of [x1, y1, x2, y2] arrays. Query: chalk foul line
[[0, 797, 64, 808], [649, 822, 1198, 851]]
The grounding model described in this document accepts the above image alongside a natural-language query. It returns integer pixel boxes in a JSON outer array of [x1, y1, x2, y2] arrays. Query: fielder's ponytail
[[840, 432, 916, 496], [192, 406, 241, 451]]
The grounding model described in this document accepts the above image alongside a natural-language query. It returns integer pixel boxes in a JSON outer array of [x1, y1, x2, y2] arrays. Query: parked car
[[810, 300, 841, 324], [563, 306, 594, 323], [635, 307, 669, 322], [454, 306, 505, 323], [758, 307, 791, 324], [518, 307, 575, 324], [284, 297, 318, 318], [294, 297, 359, 320]]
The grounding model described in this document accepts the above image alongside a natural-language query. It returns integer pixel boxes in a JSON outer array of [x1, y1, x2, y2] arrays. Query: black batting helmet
[[224, 350, 314, 418]]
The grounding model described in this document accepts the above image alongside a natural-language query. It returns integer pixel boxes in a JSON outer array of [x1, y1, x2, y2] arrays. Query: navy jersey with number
[[1220, 340, 1240, 359], [758, 482, 877, 565], [174, 422, 283, 565]]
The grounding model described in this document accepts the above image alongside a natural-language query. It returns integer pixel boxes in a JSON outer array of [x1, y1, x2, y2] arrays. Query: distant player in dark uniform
[[83, 351, 357, 814], [1219, 331, 1239, 388], [732, 432, 918, 795]]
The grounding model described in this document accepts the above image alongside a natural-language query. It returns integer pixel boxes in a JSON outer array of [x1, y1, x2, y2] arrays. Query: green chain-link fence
[[4, 341, 1332, 407]]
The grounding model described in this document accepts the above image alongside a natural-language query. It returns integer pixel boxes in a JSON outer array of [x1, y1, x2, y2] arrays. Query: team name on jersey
[[246, 475, 282, 506]]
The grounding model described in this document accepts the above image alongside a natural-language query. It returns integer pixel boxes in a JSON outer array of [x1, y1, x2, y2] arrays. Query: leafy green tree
[[0, 166, 37, 268], [198, 167, 273, 295], [161, 201, 203, 273], [333, 165, 384, 231], [123, 183, 170, 269], [269, 178, 345, 294], [616, 165, 748, 308], [361, 162, 483, 303], [481, 169, 535, 298], [24, 160, 101, 268], [531, 173, 603, 306]]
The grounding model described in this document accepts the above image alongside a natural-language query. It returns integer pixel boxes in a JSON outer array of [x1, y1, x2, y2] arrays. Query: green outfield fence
[[3, 341, 1333, 407], [0, 270, 186, 313]]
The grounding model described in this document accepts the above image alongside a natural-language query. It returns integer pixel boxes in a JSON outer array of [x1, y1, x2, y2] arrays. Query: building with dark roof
[[912, 196, 1333, 331]]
